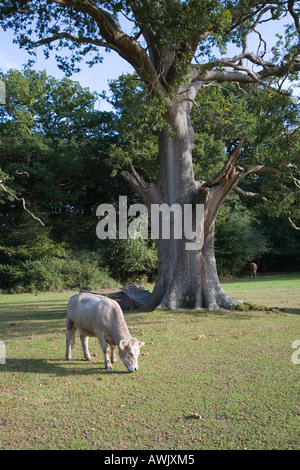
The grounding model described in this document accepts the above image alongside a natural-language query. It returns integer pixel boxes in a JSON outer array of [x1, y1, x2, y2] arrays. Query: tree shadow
[[0, 299, 68, 309], [0, 313, 67, 342], [281, 308, 300, 315], [1, 357, 129, 376], [222, 273, 300, 284], [157, 307, 257, 320]]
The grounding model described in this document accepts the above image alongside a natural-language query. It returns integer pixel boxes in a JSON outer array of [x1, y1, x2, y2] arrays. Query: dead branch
[[204, 134, 246, 188], [0, 172, 44, 226], [121, 163, 158, 205], [286, 211, 300, 231], [121, 163, 149, 193], [233, 185, 268, 202], [244, 165, 280, 176]]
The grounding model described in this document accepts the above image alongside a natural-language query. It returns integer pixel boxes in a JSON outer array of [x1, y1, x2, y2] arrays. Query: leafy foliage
[[102, 237, 158, 283], [215, 201, 269, 277], [0, 68, 299, 292]]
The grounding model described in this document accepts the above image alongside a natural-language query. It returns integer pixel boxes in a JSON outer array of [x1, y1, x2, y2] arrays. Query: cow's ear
[[119, 340, 128, 350], [139, 341, 145, 348]]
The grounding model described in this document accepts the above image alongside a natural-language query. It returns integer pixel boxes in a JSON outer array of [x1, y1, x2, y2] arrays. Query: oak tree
[[1, 0, 299, 309]]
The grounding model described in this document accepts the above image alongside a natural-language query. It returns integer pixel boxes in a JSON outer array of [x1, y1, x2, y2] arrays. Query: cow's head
[[119, 338, 145, 372]]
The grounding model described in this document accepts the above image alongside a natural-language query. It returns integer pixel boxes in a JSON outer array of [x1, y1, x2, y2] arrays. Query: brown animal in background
[[250, 263, 258, 278]]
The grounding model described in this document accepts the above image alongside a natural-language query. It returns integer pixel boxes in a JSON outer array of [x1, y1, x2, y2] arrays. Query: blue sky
[[0, 15, 298, 111], [0, 28, 134, 111]]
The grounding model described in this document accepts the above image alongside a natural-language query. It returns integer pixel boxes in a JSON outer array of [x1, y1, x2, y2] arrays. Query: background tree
[[0, 69, 120, 291], [0, 69, 158, 291], [0, 1, 299, 309]]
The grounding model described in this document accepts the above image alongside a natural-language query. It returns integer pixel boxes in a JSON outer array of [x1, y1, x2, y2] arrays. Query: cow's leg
[[96, 332, 112, 370], [111, 345, 118, 364], [66, 322, 76, 361], [80, 335, 93, 361]]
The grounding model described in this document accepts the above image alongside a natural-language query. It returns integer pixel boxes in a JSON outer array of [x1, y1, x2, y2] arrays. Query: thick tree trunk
[[149, 224, 242, 310], [123, 96, 243, 311], [147, 99, 242, 310]]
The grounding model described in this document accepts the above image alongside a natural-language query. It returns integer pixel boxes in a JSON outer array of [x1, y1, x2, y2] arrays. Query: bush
[[0, 252, 118, 293], [101, 237, 158, 283], [0, 264, 23, 291]]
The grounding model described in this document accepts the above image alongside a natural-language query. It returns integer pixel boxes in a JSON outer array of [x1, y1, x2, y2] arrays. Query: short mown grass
[[0, 274, 299, 450]]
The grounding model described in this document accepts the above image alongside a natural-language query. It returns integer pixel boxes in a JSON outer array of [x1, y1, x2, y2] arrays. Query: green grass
[[0, 274, 299, 450], [222, 273, 300, 314]]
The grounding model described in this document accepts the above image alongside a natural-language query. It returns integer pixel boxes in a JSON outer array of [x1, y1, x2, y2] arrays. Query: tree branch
[[190, 59, 300, 87], [244, 165, 280, 176], [204, 134, 246, 188], [121, 163, 158, 205], [286, 211, 300, 231], [233, 185, 268, 202], [32, 0, 166, 100], [70, 1, 166, 99], [288, 0, 300, 33], [0, 172, 44, 225], [36, 31, 137, 65], [121, 164, 149, 197], [36, 32, 108, 49]]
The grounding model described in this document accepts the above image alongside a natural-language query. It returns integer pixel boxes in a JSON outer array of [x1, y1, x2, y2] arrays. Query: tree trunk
[[123, 96, 243, 311], [149, 224, 242, 311]]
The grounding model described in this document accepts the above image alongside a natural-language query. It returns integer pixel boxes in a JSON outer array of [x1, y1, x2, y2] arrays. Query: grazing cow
[[66, 292, 145, 372], [250, 263, 258, 278]]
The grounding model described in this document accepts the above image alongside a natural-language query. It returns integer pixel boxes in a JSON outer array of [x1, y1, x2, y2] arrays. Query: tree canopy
[[0, 1, 299, 96]]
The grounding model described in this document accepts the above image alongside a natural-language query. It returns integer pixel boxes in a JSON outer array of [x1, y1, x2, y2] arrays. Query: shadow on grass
[[0, 299, 68, 308], [222, 273, 300, 284], [148, 308, 260, 320], [1, 358, 129, 376], [0, 308, 67, 339], [0, 308, 66, 321], [283, 308, 300, 315], [177, 307, 300, 317]]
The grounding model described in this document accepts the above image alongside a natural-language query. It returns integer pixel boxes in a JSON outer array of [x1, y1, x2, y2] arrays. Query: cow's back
[[67, 293, 122, 336]]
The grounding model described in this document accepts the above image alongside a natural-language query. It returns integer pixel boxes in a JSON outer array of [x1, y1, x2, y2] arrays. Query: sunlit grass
[[0, 274, 299, 450]]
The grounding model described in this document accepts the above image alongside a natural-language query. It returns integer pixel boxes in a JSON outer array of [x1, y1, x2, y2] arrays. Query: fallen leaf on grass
[[196, 334, 206, 340], [189, 412, 203, 419]]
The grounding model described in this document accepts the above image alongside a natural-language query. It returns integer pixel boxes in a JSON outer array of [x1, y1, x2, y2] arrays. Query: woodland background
[[0, 69, 299, 293]]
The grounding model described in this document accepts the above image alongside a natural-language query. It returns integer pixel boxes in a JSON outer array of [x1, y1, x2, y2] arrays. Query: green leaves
[[104, 74, 162, 178], [0, 68, 116, 239]]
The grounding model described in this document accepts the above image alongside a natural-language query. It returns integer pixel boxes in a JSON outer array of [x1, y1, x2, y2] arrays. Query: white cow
[[66, 292, 145, 372]]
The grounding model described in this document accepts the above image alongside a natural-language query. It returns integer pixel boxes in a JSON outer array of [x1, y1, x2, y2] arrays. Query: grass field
[[0, 273, 299, 450]]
